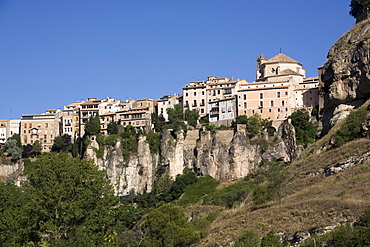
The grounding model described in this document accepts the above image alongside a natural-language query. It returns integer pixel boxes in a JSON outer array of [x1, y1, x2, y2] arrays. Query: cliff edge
[[320, 18, 370, 134]]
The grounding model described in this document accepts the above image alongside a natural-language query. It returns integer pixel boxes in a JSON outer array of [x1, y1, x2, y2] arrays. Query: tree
[[51, 134, 72, 153], [8, 133, 22, 148], [4, 139, 21, 161], [32, 140, 42, 156], [167, 104, 184, 123], [22, 152, 118, 245], [0, 182, 31, 245], [22, 144, 33, 158], [84, 113, 101, 136], [246, 114, 263, 138], [142, 204, 200, 247], [185, 109, 199, 128], [350, 0, 370, 18], [289, 109, 317, 146], [107, 122, 119, 135]]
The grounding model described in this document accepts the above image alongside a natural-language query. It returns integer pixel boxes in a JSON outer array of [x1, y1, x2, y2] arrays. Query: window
[[194, 92, 196, 96], [202, 91, 205, 95], [201, 109, 204, 113], [243, 94, 246, 100], [185, 93, 188, 96], [271, 100, 274, 107], [282, 100, 285, 106], [269, 109, 272, 112], [277, 92, 281, 98], [285, 91, 288, 95], [259, 101, 263, 108], [260, 93, 263, 99], [244, 102, 247, 109]]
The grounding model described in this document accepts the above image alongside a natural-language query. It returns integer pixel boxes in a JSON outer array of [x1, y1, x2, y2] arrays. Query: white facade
[[209, 97, 236, 124], [0, 119, 20, 145], [157, 94, 182, 121]]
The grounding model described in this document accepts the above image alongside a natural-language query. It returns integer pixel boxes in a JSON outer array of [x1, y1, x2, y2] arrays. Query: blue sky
[[0, 0, 354, 119]]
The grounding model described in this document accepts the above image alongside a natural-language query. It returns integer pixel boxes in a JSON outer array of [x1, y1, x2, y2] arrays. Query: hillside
[[189, 107, 370, 246]]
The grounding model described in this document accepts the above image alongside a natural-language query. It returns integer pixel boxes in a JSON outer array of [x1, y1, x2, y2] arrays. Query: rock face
[[85, 121, 299, 195], [319, 18, 370, 134]]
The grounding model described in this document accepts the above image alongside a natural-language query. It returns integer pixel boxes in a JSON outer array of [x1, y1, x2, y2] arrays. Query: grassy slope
[[189, 115, 370, 246]]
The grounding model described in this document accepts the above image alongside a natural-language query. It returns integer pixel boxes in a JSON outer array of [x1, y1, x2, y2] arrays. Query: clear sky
[[0, 0, 354, 119]]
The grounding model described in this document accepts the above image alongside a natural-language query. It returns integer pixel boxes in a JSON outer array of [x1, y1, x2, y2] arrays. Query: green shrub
[[261, 233, 282, 247], [176, 175, 219, 207], [203, 180, 255, 208], [289, 109, 317, 146], [146, 130, 161, 153], [333, 106, 369, 147], [191, 211, 220, 238], [235, 229, 260, 247]]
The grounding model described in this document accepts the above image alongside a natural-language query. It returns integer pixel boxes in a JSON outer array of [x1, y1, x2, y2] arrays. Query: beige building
[[61, 100, 84, 138], [236, 53, 319, 127], [21, 109, 61, 151], [78, 97, 121, 136], [117, 107, 152, 131], [183, 76, 246, 116]]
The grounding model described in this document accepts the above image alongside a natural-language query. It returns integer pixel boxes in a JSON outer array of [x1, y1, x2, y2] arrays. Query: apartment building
[[61, 100, 84, 138], [78, 97, 121, 136], [0, 120, 20, 145], [236, 53, 319, 127], [21, 109, 61, 151], [183, 75, 245, 117], [156, 94, 183, 121], [209, 96, 236, 125], [237, 81, 293, 125], [115, 98, 154, 132]]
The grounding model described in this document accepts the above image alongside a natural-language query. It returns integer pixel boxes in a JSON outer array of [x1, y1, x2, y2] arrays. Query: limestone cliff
[[320, 18, 370, 134], [87, 121, 299, 195]]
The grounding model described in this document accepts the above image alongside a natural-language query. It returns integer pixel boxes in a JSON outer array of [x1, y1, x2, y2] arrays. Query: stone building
[[20, 109, 61, 151], [236, 53, 319, 127], [182, 75, 246, 117], [156, 94, 183, 121]]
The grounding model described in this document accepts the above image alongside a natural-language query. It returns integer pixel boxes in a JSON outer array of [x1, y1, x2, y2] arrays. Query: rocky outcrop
[[319, 18, 370, 134], [84, 122, 300, 195], [0, 160, 24, 186]]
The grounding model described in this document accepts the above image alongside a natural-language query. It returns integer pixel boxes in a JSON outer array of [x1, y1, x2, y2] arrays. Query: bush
[[146, 130, 161, 153], [142, 204, 200, 247], [235, 229, 260, 247], [261, 233, 282, 247], [333, 106, 369, 147], [176, 175, 219, 207], [203, 180, 255, 208], [289, 109, 317, 146]]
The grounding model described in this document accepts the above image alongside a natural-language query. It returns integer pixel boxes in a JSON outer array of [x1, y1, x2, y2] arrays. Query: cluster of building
[[0, 53, 319, 152]]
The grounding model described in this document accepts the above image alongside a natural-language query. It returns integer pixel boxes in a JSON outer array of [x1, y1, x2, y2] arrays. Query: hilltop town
[[0, 52, 319, 151]]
